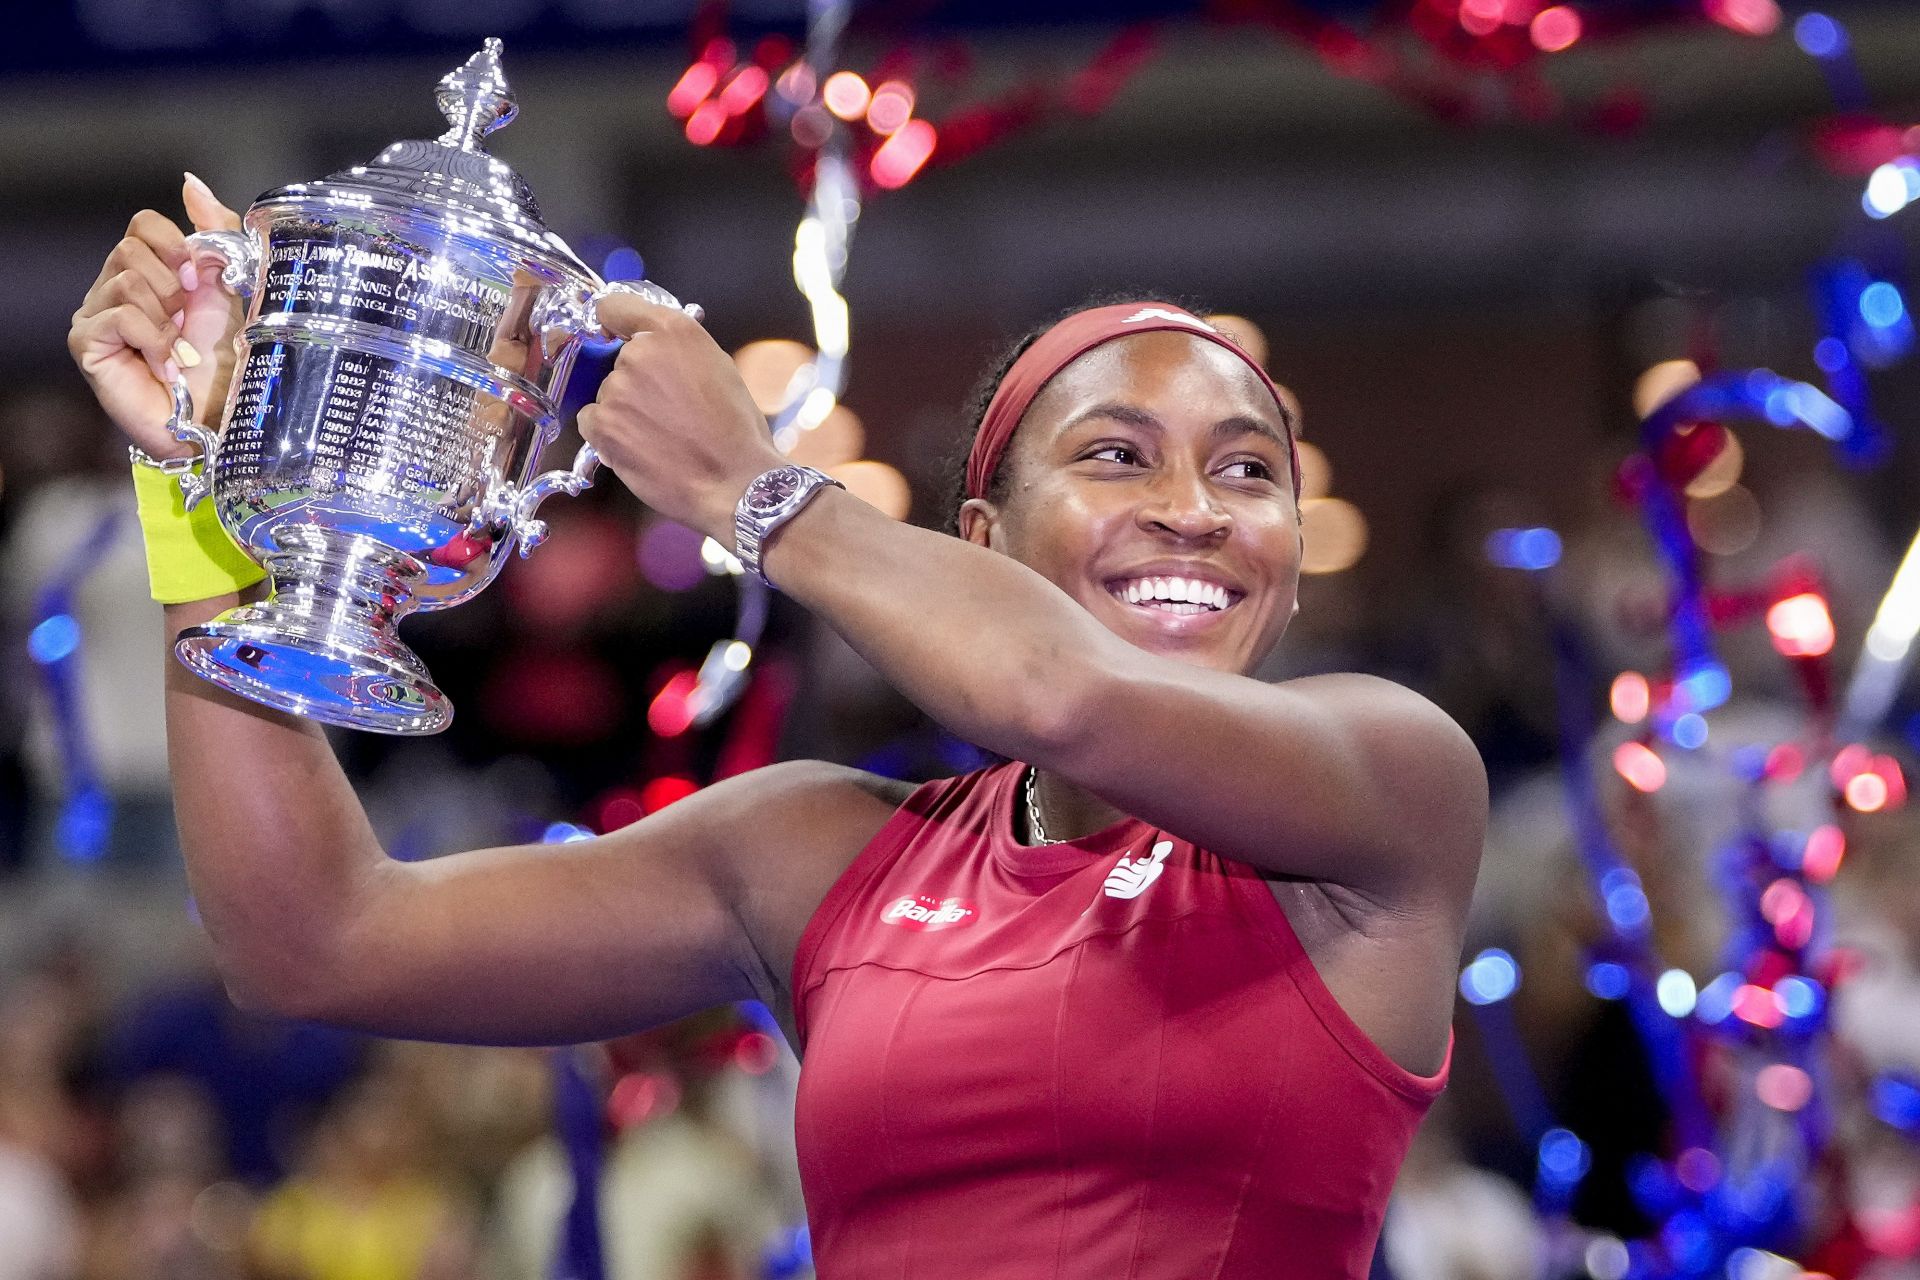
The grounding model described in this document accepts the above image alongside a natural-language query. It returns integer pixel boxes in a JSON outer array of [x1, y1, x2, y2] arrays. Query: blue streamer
[[549, 1048, 607, 1280], [27, 505, 127, 863]]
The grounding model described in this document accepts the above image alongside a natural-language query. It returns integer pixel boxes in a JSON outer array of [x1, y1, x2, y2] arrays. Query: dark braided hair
[[937, 291, 1219, 535]]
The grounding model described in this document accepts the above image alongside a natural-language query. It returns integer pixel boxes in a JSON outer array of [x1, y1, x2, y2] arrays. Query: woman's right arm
[[160, 601, 757, 1044], [73, 184, 864, 1047]]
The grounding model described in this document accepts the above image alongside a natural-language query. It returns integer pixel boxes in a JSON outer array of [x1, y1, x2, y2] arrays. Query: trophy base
[[174, 529, 453, 735]]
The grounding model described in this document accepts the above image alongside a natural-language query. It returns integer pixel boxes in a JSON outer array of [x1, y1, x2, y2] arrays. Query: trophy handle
[[166, 374, 221, 509], [511, 279, 705, 556], [183, 229, 259, 296], [164, 230, 256, 507]]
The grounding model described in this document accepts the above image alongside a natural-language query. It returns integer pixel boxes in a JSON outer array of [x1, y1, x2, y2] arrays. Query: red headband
[[964, 302, 1302, 503]]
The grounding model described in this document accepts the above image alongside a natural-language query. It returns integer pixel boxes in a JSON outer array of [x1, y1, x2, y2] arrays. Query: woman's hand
[[577, 294, 786, 544], [67, 174, 247, 460]]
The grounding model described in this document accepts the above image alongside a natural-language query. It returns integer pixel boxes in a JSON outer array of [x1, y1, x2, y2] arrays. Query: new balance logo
[[1103, 841, 1173, 900], [880, 895, 978, 931], [1122, 308, 1215, 331]]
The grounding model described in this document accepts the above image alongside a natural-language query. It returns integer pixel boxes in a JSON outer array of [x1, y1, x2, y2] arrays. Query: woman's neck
[[1027, 766, 1129, 844]]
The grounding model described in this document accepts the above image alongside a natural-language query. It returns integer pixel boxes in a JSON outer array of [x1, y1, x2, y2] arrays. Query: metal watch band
[[733, 464, 844, 588]]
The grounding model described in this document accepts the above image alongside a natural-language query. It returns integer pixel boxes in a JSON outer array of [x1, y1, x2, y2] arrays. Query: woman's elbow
[[210, 942, 350, 1025], [1011, 656, 1111, 768]]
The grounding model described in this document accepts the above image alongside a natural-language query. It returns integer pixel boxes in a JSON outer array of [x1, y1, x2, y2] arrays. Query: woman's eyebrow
[[1211, 415, 1290, 450], [1064, 403, 1289, 450]]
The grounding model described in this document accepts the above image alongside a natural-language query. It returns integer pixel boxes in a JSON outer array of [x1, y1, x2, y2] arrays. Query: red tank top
[[791, 761, 1451, 1279]]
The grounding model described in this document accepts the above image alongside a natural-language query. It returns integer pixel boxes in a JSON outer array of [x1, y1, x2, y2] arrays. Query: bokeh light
[[1705, 0, 1782, 37], [1683, 430, 1743, 499], [648, 669, 701, 737], [1293, 440, 1331, 501], [1299, 497, 1368, 574], [1793, 11, 1845, 58], [1485, 526, 1562, 571], [641, 775, 700, 812], [1861, 281, 1907, 330], [1657, 969, 1698, 1017], [1671, 712, 1708, 750], [1732, 983, 1785, 1029], [718, 65, 769, 116], [1755, 1064, 1813, 1111], [830, 460, 912, 520], [1586, 962, 1631, 1000], [27, 613, 80, 664], [1585, 1237, 1630, 1280], [637, 517, 710, 593], [685, 100, 728, 146], [871, 118, 938, 189], [1614, 740, 1667, 793], [1846, 770, 1888, 812], [866, 80, 915, 134], [1674, 1147, 1720, 1193], [1633, 359, 1701, 419], [667, 61, 721, 118], [1766, 593, 1835, 658], [1459, 948, 1520, 1005], [1204, 314, 1270, 368], [734, 339, 815, 415], [1865, 160, 1920, 220], [1530, 6, 1582, 52], [822, 70, 871, 120], [1802, 825, 1846, 882], [1687, 484, 1762, 557], [1611, 671, 1650, 724], [785, 404, 866, 469]]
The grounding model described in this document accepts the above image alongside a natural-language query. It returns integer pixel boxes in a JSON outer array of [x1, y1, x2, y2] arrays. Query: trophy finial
[[435, 37, 517, 152]]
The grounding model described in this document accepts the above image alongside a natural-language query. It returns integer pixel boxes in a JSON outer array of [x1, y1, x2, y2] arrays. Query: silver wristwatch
[[733, 464, 843, 587]]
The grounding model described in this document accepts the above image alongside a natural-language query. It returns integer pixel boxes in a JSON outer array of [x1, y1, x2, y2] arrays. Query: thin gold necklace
[[1024, 765, 1066, 845]]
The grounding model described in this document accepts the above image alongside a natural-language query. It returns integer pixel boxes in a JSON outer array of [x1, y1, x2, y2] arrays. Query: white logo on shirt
[[1122, 308, 1216, 331], [1103, 840, 1173, 900]]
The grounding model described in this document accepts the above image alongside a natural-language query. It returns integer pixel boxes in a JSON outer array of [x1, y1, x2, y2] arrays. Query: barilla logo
[[881, 895, 978, 931]]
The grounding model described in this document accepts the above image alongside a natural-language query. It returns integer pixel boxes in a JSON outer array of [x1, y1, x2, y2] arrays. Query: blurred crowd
[[3, 336, 1920, 1280]]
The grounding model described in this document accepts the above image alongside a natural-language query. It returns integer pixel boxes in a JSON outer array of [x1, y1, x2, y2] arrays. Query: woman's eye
[[1088, 445, 1141, 465], [1222, 459, 1274, 481]]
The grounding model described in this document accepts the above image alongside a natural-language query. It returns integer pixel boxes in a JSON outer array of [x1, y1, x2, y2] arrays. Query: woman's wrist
[[132, 458, 265, 604], [699, 446, 789, 551]]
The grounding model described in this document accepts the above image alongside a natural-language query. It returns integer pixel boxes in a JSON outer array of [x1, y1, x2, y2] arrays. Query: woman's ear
[[958, 497, 1002, 551]]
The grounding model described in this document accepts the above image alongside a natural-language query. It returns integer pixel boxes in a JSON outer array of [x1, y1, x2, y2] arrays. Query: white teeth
[[1113, 576, 1235, 612]]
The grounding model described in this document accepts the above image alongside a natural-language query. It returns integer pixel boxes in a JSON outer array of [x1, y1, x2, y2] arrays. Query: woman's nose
[[1137, 470, 1231, 541]]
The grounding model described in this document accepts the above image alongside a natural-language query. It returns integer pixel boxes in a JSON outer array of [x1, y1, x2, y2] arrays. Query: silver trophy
[[163, 39, 697, 734]]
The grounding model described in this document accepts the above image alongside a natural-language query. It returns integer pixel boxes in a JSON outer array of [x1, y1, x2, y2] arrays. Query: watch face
[[748, 467, 804, 513]]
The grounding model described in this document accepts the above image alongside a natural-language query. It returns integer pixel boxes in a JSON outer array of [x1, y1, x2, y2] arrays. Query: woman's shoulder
[[701, 760, 971, 1026], [722, 758, 921, 822]]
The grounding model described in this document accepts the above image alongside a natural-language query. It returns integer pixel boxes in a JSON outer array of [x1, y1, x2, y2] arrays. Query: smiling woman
[[74, 189, 1484, 1280]]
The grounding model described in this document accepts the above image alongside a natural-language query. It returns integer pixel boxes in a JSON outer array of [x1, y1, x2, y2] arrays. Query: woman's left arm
[[765, 485, 1486, 901], [580, 300, 1487, 901]]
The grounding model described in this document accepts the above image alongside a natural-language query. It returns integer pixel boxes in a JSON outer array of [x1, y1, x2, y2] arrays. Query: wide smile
[[1103, 573, 1246, 633]]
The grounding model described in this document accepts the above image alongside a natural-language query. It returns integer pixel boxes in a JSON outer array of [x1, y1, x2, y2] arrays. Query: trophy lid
[[274, 39, 591, 276]]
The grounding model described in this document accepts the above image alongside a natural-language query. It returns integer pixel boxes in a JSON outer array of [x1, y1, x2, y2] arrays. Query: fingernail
[[172, 338, 202, 369], [164, 359, 181, 382], [178, 260, 198, 292], [183, 170, 212, 198]]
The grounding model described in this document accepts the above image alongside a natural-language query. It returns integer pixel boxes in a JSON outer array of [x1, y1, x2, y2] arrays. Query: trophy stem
[[174, 527, 452, 735]]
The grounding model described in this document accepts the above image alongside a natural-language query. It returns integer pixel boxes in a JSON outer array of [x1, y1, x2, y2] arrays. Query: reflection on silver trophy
[[163, 38, 700, 734]]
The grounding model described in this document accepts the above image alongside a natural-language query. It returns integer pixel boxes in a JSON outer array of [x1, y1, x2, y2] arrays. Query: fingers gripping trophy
[[82, 40, 700, 734]]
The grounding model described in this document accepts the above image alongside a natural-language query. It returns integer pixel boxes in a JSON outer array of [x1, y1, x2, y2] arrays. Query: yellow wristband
[[131, 461, 266, 604]]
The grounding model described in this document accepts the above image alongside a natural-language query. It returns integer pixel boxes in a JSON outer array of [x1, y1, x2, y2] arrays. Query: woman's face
[[961, 330, 1302, 677]]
